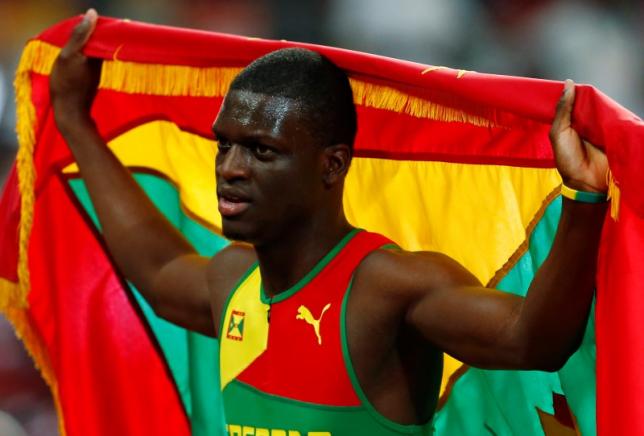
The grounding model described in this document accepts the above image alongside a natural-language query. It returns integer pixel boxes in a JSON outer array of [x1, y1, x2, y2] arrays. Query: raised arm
[[49, 10, 254, 337], [399, 80, 607, 370]]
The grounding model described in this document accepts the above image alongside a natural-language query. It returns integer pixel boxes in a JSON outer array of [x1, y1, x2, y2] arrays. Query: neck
[[255, 211, 353, 297]]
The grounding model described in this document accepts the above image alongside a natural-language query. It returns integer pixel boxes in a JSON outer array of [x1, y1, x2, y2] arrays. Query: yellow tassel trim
[[99, 60, 243, 97], [2, 41, 68, 436], [9, 42, 44, 309], [349, 78, 495, 127], [607, 169, 620, 221], [16, 40, 60, 76]]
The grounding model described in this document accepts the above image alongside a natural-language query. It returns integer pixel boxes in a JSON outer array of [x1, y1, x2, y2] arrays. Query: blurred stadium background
[[0, 0, 641, 434]]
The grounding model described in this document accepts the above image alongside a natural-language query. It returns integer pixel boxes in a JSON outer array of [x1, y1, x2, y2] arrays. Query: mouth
[[217, 190, 251, 217]]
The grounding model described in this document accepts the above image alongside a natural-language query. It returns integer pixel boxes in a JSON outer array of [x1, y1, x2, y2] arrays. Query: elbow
[[516, 343, 576, 372], [509, 323, 584, 372]]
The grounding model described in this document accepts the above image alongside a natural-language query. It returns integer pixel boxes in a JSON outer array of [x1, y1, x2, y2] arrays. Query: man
[[50, 9, 608, 435]]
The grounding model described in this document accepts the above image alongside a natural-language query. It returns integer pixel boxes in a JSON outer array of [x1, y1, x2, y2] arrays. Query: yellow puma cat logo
[[296, 303, 331, 345]]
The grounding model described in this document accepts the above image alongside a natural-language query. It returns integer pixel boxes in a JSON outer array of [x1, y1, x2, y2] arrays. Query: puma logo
[[296, 303, 331, 345]]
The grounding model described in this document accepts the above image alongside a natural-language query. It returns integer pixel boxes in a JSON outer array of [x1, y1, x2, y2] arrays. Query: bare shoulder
[[353, 247, 481, 303], [206, 243, 257, 307]]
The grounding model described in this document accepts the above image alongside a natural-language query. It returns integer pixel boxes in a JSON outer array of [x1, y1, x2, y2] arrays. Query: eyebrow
[[212, 127, 282, 147]]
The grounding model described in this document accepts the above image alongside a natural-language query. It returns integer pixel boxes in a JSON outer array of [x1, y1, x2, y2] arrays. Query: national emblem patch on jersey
[[227, 310, 245, 341]]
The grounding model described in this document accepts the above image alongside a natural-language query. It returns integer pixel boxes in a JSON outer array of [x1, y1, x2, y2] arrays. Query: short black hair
[[229, 48, 357, 151]]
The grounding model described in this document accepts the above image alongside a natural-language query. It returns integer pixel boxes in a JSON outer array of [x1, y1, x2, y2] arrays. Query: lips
[[217, 188, 251, 217], [218, 197, 250, 217]]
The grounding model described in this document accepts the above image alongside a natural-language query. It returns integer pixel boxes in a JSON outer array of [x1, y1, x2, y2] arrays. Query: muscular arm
[[50, 11, 253, 336], [397, 81, 608, 371], [61, 119, 216, 335], [402, 199, 604, 370]]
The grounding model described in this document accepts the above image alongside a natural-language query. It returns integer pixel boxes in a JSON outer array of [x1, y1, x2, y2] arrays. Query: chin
[[222, 216, 286, 247], [222, 219, 260, 244], [222, 225, 252, 243]]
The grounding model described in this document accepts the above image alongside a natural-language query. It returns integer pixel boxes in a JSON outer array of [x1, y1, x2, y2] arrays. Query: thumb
[[61, 9, 98, 55], [550, 79, 575, 138]]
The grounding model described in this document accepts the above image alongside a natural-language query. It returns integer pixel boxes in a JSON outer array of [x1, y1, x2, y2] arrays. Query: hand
[[50, 9, 101, 131], [549, 79, 608, 193]]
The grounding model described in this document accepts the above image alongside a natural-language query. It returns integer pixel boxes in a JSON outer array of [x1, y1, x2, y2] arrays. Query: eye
[[217, 139, 232, 153], [252, 143, 275, 158]]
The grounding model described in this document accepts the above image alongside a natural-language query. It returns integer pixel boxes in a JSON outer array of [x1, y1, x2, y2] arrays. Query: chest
[[218, 254, 441, 436], [219, 263, 361, 406]]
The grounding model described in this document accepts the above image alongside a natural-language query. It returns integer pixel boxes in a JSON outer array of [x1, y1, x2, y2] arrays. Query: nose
[[217, 144, 251, 182]]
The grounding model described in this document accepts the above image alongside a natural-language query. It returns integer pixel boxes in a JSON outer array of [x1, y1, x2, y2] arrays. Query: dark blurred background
[[0, 0, 642, 434]]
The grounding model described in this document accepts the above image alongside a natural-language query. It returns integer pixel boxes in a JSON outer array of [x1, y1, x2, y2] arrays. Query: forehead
[[213, 90, 312, 145]]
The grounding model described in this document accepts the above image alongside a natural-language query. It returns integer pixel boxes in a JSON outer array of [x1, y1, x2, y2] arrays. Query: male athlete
[[50, 10, 608, 435]]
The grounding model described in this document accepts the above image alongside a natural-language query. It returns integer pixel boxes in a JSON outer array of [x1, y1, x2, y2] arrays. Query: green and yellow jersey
[[219, 229, 434, 436]]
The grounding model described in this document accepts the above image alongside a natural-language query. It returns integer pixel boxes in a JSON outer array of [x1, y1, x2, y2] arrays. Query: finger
[[551, 79, 575, 135], [61, 9, 98, 56]]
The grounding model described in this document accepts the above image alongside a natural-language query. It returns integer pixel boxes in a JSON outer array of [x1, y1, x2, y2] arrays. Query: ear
[[322, 143, 352, 187]]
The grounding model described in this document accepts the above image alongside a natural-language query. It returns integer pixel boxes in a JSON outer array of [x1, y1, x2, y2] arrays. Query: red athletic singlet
[[219, 229, 434, 435]]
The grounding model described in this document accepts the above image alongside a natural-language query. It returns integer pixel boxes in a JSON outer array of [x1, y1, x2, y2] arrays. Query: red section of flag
[[35, 77, 559, 168], [26, 171, 189, 436], [2, 54, 191, 436], [354, 106, 554, 166], [596, 201, 644, 435], [35, 17, 641, 199]]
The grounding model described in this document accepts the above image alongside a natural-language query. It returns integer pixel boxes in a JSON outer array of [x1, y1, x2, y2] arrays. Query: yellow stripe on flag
[[345, 157, 561, 284], [64, 120, 221, 231]]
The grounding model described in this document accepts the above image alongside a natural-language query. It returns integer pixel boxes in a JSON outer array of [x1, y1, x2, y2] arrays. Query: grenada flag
[[0, 15, 642, 436]]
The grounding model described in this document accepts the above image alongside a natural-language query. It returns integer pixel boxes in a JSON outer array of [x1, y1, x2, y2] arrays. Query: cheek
[[260, 168, 319, 210]]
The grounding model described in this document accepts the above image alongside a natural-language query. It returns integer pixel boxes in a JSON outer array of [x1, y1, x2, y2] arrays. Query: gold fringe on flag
[[16, 40, 60, 76], [100, 60, 243, 97], [349, 79, 496, 127], [10, 43, 41, 309], [1, 39, 68, 436]]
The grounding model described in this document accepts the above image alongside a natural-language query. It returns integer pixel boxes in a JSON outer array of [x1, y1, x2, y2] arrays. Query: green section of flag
[[69, 174, 227, 436], [434, 196, 596, 435]]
